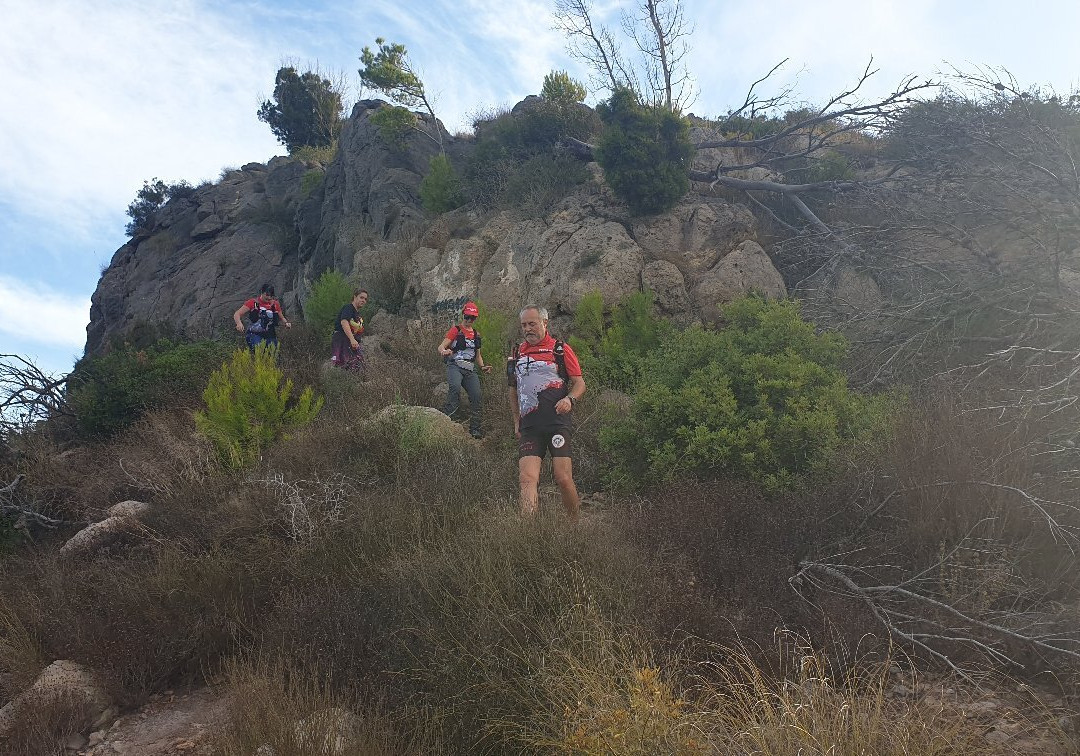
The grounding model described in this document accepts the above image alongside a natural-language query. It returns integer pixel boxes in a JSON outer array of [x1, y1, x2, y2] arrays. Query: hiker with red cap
[[438, 301, 492, 439]]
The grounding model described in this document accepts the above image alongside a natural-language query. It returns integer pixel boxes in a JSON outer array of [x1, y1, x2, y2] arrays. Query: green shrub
[[501, 153, 589, 214], [370, 104, 418, 147], [805, 150, 854, 182], [570, 291, 665, 393], [257, 66, 343, 152], [471, 302, 514, 380], [68, 339, 230, 438], [541, 70, 587, 104], [195, 345, 323, 469], [594, 87, 692, 215], [303, 270, 352, 341], [299, 168, 324, 197], [420, 154, 465, 213], [291, 141, 338, 165], [601, 296, 886, 490], [124, 178, 195, 236]]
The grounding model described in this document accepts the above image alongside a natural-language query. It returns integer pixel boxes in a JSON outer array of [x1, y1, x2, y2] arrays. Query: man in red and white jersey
[[507, 304, 586, 521]]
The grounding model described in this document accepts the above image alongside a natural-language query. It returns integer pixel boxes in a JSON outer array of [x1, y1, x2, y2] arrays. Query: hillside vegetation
[[3, 20, 1080, 752]]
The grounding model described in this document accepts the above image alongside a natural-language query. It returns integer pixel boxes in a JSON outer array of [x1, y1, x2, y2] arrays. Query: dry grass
[[1, 324, 1077, 753], [216, 656, 442, 755]]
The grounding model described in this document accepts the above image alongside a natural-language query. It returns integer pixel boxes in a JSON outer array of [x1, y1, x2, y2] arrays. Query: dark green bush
[[594, 88, 693, 215], [125, 178, 195, 236], [370, 104, 418, 147], [600, 296, 888, 490], [68, 339, 230, 438], [465, 99, 601, 211], [300, 168, 325, 197], [420, 154, 465, 213], [257, 66, 343, 152]]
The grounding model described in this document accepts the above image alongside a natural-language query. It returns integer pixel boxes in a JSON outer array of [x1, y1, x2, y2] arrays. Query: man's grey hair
[[519, 304, 548, 320]]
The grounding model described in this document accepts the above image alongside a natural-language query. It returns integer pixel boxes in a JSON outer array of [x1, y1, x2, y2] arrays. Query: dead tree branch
[[1, 353, 70, 438]]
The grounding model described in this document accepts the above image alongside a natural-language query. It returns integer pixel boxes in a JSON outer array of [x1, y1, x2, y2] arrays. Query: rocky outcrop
[[86, 159, 310, 354], [0, 660, 114, 741], [86, 98, 786, 357]]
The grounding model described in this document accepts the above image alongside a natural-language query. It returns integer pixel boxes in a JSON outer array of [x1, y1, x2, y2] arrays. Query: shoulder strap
[[553, 340, 568, 382]]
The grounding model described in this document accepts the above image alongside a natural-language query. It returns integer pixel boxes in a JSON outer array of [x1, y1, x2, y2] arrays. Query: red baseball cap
[[463, 301, 479, 317]]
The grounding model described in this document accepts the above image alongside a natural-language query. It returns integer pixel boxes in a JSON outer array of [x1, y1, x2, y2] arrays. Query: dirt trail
[[79, 688, 230, 756]]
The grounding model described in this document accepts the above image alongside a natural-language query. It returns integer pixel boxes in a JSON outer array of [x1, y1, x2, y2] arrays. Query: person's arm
[[438, 337, 453, 357], [342, 320, 359, 349], [277, 302, 291, 328], [555, 375, 585, 415], [233, 304, 251, 332], [476, 349, 493, 373]]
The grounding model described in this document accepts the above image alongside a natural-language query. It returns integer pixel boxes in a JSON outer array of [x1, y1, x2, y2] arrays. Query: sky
[[2, 0, 1079, 374]]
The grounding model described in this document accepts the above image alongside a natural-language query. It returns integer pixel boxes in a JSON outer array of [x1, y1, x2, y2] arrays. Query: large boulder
[[59, 500, 151, 558], [632, 196, 758, 272], [641, 260, 692, 319], [691, 240, 787, 322], [0, 661, 114, 740], [367, 404, 473, 446]]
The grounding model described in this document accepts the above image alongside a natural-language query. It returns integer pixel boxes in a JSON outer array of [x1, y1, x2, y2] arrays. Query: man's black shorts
[[518, 428, 573, 459]]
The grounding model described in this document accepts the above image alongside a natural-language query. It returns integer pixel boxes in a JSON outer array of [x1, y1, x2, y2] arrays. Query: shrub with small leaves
[[570, 291, 665, 393], [420, 154, 465, 213], [125, 178, 195, 236], [68, 339, 230, 438], [195, 344, 323, 469], [601, 296, 887, 490], [300, 168, 324, 197]]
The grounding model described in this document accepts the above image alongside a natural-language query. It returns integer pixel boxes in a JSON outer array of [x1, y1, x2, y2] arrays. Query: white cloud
[[0, 275, 91, 350], [0, 0, 284, 231]]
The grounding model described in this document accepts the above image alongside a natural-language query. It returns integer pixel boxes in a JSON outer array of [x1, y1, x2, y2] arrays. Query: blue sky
[[2, 0, 1079, 374]]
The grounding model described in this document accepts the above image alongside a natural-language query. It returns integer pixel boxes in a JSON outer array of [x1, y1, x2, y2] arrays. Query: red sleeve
[[273, 301, 285, 315], [444, 327, 458, 341], [561, 342, 583, 377], [242, 298, 256, 310]]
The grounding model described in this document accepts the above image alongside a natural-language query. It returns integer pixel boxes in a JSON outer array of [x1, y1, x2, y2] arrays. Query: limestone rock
[[633, 197, 758, 272], [832, 267, 884, 311], [368, 404, 472, 445], [59, 516, 138, 557], [106, 500, 151, 519], [641, 260, 691, 317], [0, 660, 112, 739], [61, 500, 149, 557], [691, 240, 786, 322]]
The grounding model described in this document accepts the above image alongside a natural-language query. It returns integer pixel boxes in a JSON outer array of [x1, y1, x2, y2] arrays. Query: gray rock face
[[86, 98, 786, 358]]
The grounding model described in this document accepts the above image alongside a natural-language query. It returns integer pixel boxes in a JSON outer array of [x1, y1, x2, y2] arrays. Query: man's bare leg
[[552, 457, 581, 523], [519, 456, 542, 517]]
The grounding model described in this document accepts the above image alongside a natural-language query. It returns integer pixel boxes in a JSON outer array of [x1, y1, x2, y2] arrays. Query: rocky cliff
[[86, 99, 786, 355]]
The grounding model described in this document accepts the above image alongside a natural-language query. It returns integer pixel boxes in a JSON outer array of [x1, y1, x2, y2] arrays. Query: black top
[[334, 303, 359, 335]]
